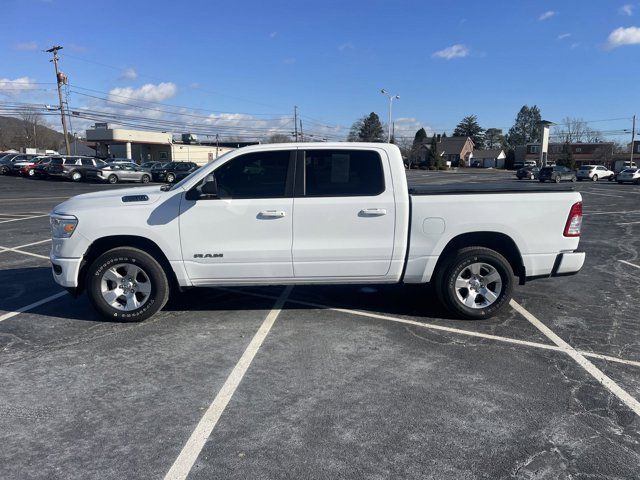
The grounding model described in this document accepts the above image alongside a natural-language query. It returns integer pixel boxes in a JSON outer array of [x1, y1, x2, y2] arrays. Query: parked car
[[49, 143, 585, 322], [151, 161, 199, 183], [106, 158, 139, 165], [538, 165, 576, 183], [616, 168, 640, 185], [45, 156, 108, 181], [11, 156, 47, 175], [33, 156, 58, 178], [21, 157, 50, 177], [0, 153, 38, 174], [89, 164, 152, 184], [141, 161, 162, 170], [576, 165, 614, 182], [516, 166, 540, 180]]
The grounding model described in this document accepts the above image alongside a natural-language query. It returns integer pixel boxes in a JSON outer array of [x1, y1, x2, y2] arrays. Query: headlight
[[50, 214, 78, 238]]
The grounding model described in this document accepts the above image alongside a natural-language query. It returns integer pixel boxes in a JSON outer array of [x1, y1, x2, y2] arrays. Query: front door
[[292, 148, 396, 278], [180, 150, 295, 281]]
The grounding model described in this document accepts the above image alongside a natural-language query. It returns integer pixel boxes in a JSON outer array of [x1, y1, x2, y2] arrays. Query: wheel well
[[434, 232, 525, 284], [77, 235, 179, 295]]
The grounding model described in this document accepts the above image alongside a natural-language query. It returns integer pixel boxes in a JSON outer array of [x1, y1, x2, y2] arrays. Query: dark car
[[538, 165, 576, 183], [0, 153, 38, 175], [152, 161, 198, 183], [516, 166, 540, 180], [43, 156, 108, 181], [141, 161, 162, 170]]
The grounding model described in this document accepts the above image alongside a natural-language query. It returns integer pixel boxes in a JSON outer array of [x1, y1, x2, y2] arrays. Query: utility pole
[[215, 133, 220, 158], [293, 106, 298, 142], [299, 119, 303, 142], [630, 114, 636, 167], [46, 45, 71, 155]]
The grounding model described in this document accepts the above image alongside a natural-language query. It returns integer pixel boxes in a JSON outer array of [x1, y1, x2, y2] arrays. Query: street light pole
[[381, 89, 399, 143]]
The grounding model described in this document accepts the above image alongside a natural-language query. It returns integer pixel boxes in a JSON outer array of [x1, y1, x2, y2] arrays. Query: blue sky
[[1, 0, 639, 141]]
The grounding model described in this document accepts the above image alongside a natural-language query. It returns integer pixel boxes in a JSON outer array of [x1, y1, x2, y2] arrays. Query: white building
[[85, 124, 257, 165]]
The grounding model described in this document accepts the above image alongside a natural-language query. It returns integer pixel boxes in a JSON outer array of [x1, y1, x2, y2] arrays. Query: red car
[[17, 157, 48, 177]]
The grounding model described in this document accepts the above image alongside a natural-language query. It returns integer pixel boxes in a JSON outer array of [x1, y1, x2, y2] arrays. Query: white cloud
[[15, 41, 38, 51], [539, 10, 556, 21], [570, 42, 581, 49], [606, 26, 640, 48], [619, 4, 634, 16], [393, 118, 434, 137], [109, 82, 177, 103], [120, 67, 138, 80], [432, 44, 469, 60], [557, 33, 571, 40], [0, 77, 37, 96], [338, 43, 354, 51], [269, 31, 277, 38]]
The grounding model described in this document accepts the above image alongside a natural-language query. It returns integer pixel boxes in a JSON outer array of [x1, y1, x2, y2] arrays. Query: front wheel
[[108, 174, 118, 184], [529, 173, 535, 180], [166, 173, 176, 183], [554, 176, 561, 183], [141, 174, 150, 183], [592, 175, 598, 182], [86, 247, 170, 322], [28, 169, 35, 177], [434, 247, 514, 320], [71, 170, 83, 182], [571, 176, 577, 182]]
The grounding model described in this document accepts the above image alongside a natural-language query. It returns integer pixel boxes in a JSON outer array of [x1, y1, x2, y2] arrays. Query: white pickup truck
[[49, 143, 585, 321]]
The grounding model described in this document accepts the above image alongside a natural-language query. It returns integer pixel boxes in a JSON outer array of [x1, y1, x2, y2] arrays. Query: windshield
[[579, 166, 592, 170]]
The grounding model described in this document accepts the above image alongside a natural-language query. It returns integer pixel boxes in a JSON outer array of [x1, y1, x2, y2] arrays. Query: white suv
[[576, 165, 614, 182]]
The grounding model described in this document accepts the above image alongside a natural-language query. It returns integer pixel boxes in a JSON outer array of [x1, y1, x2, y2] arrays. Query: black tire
[[0, 165, 8, 175], [108, 174, 118, 184], [554, 176, 561, 183], [571, 176, 577, 182], [577, 178, 582, 182], [166, 173, 176, 183], [141, 174, 150, 183], [86, 247, 170, 322], [592, 175, 598, 182], [618, 181, 623, 184], [70, 170, 83, 182], [434, 247, 515, 320]]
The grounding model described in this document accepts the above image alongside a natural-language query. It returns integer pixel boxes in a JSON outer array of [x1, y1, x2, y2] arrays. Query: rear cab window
[[303, 149, 385, 197]]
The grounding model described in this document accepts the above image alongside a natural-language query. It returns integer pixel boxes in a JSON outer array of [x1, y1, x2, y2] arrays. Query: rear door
[[292, 148, 396, 278]]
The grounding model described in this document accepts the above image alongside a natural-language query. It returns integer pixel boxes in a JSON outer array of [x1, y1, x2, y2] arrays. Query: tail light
[[564, 201, 582, 237]]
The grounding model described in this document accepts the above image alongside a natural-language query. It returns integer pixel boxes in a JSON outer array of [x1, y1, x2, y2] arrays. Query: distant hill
[[0, 114, 67, 151]]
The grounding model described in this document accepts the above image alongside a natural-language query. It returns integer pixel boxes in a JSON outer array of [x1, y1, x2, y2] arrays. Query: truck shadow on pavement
[[2, 267, 461, 323]]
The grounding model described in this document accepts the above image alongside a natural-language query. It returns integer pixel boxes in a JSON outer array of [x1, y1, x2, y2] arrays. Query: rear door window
[[303, 149, 385, 197]]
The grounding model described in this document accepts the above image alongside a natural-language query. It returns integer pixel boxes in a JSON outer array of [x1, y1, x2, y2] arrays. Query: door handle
[[258, 210, 286, 219], [359, 208, 387, 217]]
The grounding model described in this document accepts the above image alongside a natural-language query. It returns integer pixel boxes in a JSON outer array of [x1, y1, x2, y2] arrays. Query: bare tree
[[553, 117, 602, 143], [266, 133, 293, 143], [21, 108, 42, 148]]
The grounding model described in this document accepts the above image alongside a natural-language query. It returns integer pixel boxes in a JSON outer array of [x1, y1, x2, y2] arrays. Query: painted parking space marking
[[0, 238, 51, 260], [0, 214, 49, 224], [216, 288, 640, 369], [165, 285, 293, 480], [617, 221, 640, 226], [0, 291, 68, 323], [583, 210, 640, 216], [510, 300, 640, 417], [619, 259, 640, 270], [578, 191, 624, 198]]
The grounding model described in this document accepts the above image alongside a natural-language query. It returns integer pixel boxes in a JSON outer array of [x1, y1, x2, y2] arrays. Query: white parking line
[[0, 214, 48, 224], [165, 285, 293, 480], [617, 221, 640, 226], [0, 291, 68, 323], [584, 210, 640, 216], [619, 259, 640, 270], [579, 191, 624, 198], [0, 239, 51, 258], [216, 288, 640, 369], [0, 196, 68, 201], [510, 300, 640, 417], [0, 213, 47, 217]]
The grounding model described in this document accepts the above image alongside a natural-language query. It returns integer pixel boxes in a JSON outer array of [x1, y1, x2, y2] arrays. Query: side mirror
[[186, 174, 218, 200]]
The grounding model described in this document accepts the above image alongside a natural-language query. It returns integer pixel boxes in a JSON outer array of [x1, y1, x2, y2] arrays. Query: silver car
[[96, 164, 152, 184]]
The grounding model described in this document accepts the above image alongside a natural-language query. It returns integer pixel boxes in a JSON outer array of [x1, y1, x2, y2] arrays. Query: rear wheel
[[141, 174, 150, 183], [592, 174, 598, 182], [108, 174, 118, 184], [86, 247, 170, 322], [554, 176, 561, 183], [571, 176, 577, 182], [435, 247, 514, 320], [166, 173, 176, 183], [0, 165, 8, 175], [28, 169, 35, 177], [529, 173, 535, 180], [71, 170, 83, 182]]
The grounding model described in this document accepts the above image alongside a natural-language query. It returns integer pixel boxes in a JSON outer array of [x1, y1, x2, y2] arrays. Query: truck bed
[[408, 183, 575, 196]]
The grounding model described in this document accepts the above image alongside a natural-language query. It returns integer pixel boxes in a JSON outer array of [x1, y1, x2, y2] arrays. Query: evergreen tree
[[506, 105, 542, 148], [413, 127, 428, 146], [453, 115, 484, 147], [425, 134, 443, 169], [348, 112, 385, 142], [484, 128, 506, 150], [557, 141, 576, 170]]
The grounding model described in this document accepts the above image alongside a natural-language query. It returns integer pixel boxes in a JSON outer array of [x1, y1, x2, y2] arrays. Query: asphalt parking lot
[[0, 171, 639, 479]]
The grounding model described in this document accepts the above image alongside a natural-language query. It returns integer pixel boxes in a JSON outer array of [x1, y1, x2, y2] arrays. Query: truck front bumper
[[50, 255, 82, 288]]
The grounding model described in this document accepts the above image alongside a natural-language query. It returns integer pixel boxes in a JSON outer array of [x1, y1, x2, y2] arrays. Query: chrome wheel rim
[[455, 262, 502, 309], [72, 172, 81, 181], [100, 263, 152, 311]]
